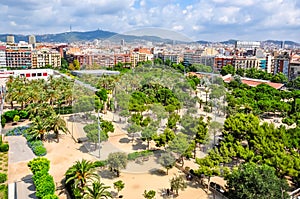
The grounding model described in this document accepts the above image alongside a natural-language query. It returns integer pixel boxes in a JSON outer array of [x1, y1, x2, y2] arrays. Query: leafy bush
[[29, 158, 56, 198], [13, 115, 20, 123], [19, 110, 29, 119], [0, 184, 8, 199], [33, 145, 47, 156], [6, 126, 46, 156], [28, 157, 50, 175], [42, 194, 59, 199], [282, 117, 295, 126], [35, 173, 55, 198], [0, 144, 9, 152], [127, 150, 154, 160], [6, 126, 29, 136], [3, 110, 18, 122], [93, 160, 107, 168], [1, 116, 5, 128], [0, 173, 7, 183]]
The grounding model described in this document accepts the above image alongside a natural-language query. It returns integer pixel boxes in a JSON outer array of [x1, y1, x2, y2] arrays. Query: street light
[[97, 110, 101, 159]]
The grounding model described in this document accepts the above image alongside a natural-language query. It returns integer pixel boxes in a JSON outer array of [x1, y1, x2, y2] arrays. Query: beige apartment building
[[31, 49, 61, 68]]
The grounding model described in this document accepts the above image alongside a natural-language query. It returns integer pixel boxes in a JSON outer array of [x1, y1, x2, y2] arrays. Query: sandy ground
[[7, 110, 226, 199]]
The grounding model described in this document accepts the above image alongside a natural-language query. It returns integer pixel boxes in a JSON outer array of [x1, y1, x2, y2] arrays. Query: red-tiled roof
[[223, 76, 284, 89]]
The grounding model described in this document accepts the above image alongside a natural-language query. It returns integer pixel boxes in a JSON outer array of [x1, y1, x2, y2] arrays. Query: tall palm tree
[[83, 177, 112, 199], [47, 114, 69, 142], [65, 159, 97, 193]]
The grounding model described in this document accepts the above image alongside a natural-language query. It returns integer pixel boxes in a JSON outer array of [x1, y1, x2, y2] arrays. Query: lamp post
[[97, 110, 101, 159]]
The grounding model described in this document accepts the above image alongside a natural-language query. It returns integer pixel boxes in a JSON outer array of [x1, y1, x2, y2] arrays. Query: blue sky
[[0, 0, 300, 42]]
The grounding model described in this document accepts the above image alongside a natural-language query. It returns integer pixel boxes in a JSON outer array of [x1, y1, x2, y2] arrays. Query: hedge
[[0, 173, 7, 183], [127, 150, 154, 161], [6, 127, 47, 156], [28, 158, 56, 199], [42, 194, 59, 199], [28, 157, 50, 175]]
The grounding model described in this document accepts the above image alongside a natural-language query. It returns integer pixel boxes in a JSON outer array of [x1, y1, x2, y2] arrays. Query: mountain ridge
[[0, 29, 299, 46]]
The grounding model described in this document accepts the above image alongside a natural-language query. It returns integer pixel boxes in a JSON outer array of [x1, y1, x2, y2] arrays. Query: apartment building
[[31, 49, 61, 68], [0, 46, 6, 67], [6, 43, 32, 68], [214, 57, 234, 71], [289, 54, 300, 80], [272, 53, 290, 76]]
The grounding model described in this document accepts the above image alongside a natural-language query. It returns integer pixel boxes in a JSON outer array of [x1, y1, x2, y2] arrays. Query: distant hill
[[0, 29, 175, 44], [0, 30, 299, 46]]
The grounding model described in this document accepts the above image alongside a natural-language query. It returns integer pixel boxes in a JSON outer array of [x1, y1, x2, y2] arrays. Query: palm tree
[[27, 116, 48, 141], [83, 177, 112, 199], [65, 159, 97, 193], [47, 114, 69, 142]]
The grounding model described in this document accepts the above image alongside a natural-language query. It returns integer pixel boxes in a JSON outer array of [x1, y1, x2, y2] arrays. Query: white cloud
[[10, 21, 17, 26], [172, 25, 184, 31], [0, 0, 299, 42]]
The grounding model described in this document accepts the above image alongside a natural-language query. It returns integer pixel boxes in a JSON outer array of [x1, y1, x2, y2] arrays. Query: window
[[32, 73, 36, 77], [37, 73, 42, 77], [20, 74, 24, 77], [43, 73, 47, 76], [26, 73, 31, 77]]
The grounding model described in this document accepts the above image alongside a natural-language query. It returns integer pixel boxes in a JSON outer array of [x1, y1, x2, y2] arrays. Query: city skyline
[[0, 0, 300, 42]]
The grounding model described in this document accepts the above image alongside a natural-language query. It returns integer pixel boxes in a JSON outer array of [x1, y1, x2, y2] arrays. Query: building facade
[[6, 44, 32, 68]]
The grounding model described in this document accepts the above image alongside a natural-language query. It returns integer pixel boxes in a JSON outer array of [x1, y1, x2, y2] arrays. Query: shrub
[[28, 157, 50, 175], [19, 110, 29, 119], [35, 174, 55, 198], [42, 194, 59, 199], [27, 140, 47, 156], [13, 115, 20, 123], [93, 160, 107, 168], [0, 173, 7, 183], [33, 145, 47, 156], [127, 150, 153, 160], [0, 144, 9, 152], [1, 116, 5, 128], [3, 110, 18, 122]]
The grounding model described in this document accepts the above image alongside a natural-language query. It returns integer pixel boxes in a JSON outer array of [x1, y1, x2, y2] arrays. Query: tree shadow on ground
[[148, 168, 167, 176], [119, 137, 130, 144], [132, 140, 147, 150], [78, 145, 89, 153], [98, 170, 117, 179]]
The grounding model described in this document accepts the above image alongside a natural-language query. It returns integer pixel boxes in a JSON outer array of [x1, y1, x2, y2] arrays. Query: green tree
[[158, 152, 176, 175], [154, 128, 175, 148], [141, 126, 157, 150], [73, 59, 81, 70], [168, 133, 190, 166], [226, 162, 289, 199], [127, 123, 141, 143], [107, 152, 128, 177], [143, 190, 156, 199], [170, 175, 187, 196], [220, 64, 235, 76]]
